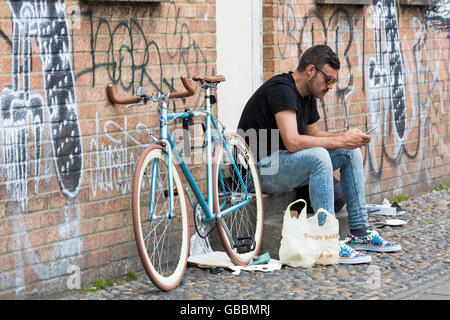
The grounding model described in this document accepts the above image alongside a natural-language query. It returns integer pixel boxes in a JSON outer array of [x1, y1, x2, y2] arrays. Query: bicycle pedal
[[234, 236, 255, 254]]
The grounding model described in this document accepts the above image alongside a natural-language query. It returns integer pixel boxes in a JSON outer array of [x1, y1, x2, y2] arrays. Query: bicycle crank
[[194, 202, 215, 238]]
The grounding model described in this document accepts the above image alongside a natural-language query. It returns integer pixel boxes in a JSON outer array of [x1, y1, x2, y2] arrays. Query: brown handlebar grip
[[168, 76, 196, 99], [106, 84, 142, 105]]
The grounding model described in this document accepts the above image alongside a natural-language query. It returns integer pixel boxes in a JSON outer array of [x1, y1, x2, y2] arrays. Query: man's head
[[297, 45, 340, 98]]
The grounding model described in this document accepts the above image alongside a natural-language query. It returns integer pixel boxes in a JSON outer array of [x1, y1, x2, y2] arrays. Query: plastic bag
[[279, 199, 339, 268], [189, 233, 213, 257]]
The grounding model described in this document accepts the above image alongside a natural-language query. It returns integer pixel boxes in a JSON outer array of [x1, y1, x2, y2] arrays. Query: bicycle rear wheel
[[213, 132, 263, 265], [132, 145, 189, 291]]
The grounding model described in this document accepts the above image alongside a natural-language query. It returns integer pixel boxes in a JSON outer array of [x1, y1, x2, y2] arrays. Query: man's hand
[[339, 128, 371, 149]]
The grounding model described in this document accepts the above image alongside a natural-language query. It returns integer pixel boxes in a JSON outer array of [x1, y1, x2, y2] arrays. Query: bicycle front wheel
[[132, 145, 190, 291], [213, 132, 264, 266]]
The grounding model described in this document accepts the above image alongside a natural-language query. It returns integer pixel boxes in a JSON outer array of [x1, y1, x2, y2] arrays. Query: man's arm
[[305, 122, 342, 137], [275, 110, 370, 152]]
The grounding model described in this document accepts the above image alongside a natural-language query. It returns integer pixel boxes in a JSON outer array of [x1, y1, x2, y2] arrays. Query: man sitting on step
[[237, 44, 401, 264]]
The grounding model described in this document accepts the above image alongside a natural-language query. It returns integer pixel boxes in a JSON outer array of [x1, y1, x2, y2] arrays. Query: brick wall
[[263, 0, 449, 200], [0, 0, 216, 298], [0, 0, 448, 298]]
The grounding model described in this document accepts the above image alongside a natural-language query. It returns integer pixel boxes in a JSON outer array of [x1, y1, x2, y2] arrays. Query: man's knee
[[306, 147, 333, 170], [335, 148, 363, 172], [346, 148, 363, 165]]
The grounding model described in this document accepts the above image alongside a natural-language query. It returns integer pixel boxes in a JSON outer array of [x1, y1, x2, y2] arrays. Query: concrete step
[[208, 190, 350, 260], [261, 190, 298, 219]]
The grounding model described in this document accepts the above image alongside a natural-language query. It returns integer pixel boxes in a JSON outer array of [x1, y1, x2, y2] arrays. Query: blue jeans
[[257, 147, 369, 230]]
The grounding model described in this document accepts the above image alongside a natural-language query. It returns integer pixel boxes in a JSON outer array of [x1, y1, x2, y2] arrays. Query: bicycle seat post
[[203, 84, 214, 214]]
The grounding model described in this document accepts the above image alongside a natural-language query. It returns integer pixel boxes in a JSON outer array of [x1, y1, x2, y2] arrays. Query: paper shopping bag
[[279, 199, 339, 268]]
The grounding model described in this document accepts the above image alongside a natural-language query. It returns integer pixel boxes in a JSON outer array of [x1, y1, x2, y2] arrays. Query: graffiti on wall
[[2, 0, 83, 207], [0, 0, 212, 297], [274, 0, 449, 192], [89, 113, 152, 198], [77, 2, 211, 197], [366, 0, 448, 191], [424, 0, 450, 29], [366, 0, 408, 188], [0, 0, 83, 297], [275, 0, 364, 129], [368, 0, 406, 140], [75, 2, 209, 105]]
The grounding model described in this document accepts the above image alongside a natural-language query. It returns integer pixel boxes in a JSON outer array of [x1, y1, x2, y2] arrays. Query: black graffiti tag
[[1, 0, 83, 207]]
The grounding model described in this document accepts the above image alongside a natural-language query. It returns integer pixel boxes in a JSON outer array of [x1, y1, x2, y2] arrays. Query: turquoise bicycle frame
[[149, 87, 250, 224]]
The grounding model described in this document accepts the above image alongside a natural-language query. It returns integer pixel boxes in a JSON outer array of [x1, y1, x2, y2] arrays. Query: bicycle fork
[[149, 98, 176, 220]]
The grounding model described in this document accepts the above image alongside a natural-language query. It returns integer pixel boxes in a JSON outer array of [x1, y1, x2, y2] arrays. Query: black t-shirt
[[237, 72, 320, 162]]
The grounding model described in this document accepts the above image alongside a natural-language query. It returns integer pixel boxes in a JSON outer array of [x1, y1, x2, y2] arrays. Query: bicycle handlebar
[[106, 76, 195, 105], [106, 84, 141, 105], [169, 76, 195, 99]]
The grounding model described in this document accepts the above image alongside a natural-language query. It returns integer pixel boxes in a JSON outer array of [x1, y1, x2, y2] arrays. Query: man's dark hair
[[297, 45, 340, 71]]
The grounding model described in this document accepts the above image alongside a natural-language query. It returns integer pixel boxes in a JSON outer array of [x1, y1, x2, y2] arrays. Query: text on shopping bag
[[304, 233, 339, 241]]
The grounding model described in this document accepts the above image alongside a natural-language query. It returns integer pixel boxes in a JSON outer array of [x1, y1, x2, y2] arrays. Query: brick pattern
[[263, 0, 449, 200], [0, 0, 216, 298]]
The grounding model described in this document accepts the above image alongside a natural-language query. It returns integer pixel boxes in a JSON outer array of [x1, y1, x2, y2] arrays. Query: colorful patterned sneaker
[[346, 230, 401, 252], [338, 240, 372, 264]]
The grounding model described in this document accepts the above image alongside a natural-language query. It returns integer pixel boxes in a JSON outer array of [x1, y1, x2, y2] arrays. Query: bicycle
[[106, 76, 264, 291]]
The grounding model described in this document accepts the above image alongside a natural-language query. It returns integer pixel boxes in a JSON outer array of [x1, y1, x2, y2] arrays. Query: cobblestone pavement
[[47, 189, 449, 301]]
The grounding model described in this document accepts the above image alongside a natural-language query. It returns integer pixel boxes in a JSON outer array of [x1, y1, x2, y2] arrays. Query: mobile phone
[[365, 127, 376, 134]]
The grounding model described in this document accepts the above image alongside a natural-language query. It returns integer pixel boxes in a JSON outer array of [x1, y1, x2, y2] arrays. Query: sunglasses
[[314, 65, 338, 86]]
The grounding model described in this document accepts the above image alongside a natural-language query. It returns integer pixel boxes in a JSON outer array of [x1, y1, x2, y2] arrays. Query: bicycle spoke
[[218, 147, 257, 241], [214, 134, 263, 265], [134, 148, 188, 286]]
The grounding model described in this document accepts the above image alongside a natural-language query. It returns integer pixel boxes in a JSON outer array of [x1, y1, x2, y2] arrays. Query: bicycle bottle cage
[[182, 109, 194, 158], [182, 109, 207, 158], [234, 236, 256, 254], [191, 122, 207, 150], [183, 109, 195, 126]]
